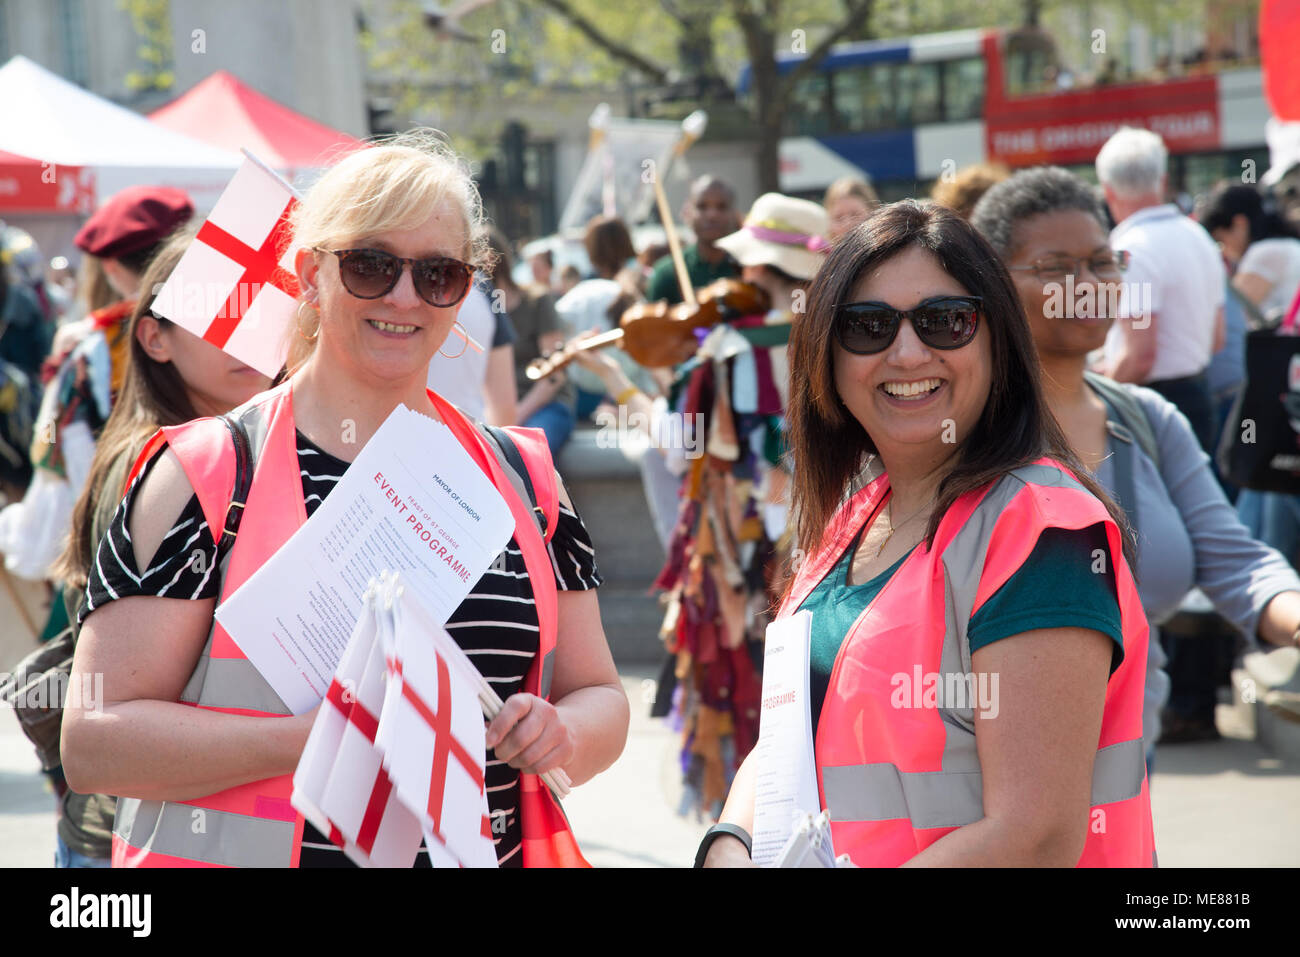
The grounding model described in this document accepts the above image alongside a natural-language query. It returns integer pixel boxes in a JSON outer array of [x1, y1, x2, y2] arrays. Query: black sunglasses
[[314, 247, 476, 307], [834, 295, 983, 355]]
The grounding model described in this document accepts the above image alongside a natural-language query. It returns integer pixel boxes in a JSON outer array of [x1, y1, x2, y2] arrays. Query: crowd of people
[[3, 117, 1300, 868]]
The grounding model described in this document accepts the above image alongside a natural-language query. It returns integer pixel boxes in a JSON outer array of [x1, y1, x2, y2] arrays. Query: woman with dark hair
[[555, 214, 650, 420], [700, 200, 1154, 867], [1199, 183, 1300, 318], [49, 227, 273, 867], [1198, 183, 1300, 577], [972, 166, 1300, 749]]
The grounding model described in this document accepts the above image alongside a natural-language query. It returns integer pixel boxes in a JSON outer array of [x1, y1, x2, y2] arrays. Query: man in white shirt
[[1096, 126, 1227, 451]]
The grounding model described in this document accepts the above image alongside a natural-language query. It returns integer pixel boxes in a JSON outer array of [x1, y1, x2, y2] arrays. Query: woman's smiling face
[[1005, 208, 1121, 361], [832, 244, 992, 455], [299, 198, 470, 386]]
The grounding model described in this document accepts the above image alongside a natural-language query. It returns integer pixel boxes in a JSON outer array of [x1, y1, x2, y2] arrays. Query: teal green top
[[645, 244, 740, 305], [798, 523, 1124, 736]]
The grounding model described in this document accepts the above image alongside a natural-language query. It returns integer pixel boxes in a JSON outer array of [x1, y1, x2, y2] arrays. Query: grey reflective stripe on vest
[[822, 464, 1144, 830], [823, 736, 1145, 826], [114, 797, 295, 867]]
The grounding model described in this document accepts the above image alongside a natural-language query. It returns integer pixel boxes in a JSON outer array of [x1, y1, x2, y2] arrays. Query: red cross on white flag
[[292, 593, 423, 868], [379, 585, 497, 868], [151, 151, 300, 378]]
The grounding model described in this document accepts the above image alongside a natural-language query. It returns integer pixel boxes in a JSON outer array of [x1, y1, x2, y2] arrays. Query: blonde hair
[[286, 129, 493, 371], [822, 176, 879, 210], [930, 162, 1011, 220]]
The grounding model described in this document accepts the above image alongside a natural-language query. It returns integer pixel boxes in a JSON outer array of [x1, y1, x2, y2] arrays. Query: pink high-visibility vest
[[111, 380, 587, 867], [777, 458, 1156, 867]]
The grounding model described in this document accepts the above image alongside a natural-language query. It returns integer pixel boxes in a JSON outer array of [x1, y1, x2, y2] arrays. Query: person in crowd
[[637, 241, 670, 287], [62, 130, 629, 868], [823, 175, 879, 243], [48, 227, 273, 867], [929, 162, 1010, 221], [0, 187, 192, 595], [0, 227, 56, 381], [527, 247, 554, 294], [649, 193, 828, 820], [1200, 183, 1300, 319], [555, 214, 653, 420], [425, 279, 517, 426], [645, 176, 741, 305], [556, 264, 581, 297], [1200, 183, 1300, 567], [0, 239, 49, 494], [1094, 127, 1226, 453], [971, 166, 1300, 751], [488, 229, 575, 455], [703, 200, 1155, 867]]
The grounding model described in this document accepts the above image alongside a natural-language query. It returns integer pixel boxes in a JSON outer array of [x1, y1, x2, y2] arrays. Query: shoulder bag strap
[[484, 424, 557, 544], [215, 413, 254, 556]]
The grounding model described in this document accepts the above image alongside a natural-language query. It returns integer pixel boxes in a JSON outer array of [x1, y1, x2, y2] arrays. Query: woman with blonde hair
[[62, 131, 628, 868], [823, 176, 879, 242]]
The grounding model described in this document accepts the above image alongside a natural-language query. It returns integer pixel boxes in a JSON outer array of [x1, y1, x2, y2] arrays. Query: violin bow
[[651, 110, 709, 308]]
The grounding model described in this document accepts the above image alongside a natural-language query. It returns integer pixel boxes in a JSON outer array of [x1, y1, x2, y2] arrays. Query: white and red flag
[[292, 577, 424, 868], [379, 583, 497, 868], [151, 150, 300, 378]]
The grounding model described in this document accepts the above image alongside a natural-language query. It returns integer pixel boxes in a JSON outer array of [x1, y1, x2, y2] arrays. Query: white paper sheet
[[215, 406, 515, 714], [751, 610, 823, 867]]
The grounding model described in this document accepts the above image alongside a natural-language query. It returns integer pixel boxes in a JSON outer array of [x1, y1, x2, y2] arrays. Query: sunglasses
[[835, 295, 982, 355], [314, 247, 475, 307]]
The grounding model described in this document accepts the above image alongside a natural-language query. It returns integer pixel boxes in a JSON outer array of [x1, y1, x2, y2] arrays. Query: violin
[[525, 278, 772, 380]]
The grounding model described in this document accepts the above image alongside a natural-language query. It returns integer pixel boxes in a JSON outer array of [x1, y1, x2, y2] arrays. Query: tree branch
[[534, 0, 670, 83], [780, 0, 875, 98]]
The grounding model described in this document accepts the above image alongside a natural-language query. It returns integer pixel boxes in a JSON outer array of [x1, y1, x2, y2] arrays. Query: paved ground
[[2, 575, 1298, 867]]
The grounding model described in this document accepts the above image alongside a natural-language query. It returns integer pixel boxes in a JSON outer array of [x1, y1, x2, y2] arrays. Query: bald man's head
[[684, 176, 738, 245]]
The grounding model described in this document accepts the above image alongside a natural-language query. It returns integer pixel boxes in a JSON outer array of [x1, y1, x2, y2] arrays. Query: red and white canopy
[[149, 70, 365, 182], [0, 55, 241, 213]]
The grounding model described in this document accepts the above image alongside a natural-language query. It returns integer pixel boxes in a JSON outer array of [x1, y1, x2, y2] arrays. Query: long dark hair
[[1199, 183, 1300, 244], [53, 227, 202, 593], [786, 200, 1135, 569]]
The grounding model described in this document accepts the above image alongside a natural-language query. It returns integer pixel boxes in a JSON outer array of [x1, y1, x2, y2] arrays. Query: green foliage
[[118, 0, 173, 93]]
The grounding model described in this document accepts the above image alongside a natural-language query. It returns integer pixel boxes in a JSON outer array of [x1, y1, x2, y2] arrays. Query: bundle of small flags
[[293, 571, 520, 867], [774, 810, 857, 869]]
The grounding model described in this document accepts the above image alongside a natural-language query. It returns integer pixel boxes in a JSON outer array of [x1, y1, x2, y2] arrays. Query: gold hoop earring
[[296, 300, 319, 343], [438, 320, 469, 359]]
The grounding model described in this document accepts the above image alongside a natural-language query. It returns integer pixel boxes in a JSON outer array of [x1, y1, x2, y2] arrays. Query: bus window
[[834, 62, 896, 132], [785, 72, 834, 137], [898, 61, 943, 126], [943, 57, 985, 121]]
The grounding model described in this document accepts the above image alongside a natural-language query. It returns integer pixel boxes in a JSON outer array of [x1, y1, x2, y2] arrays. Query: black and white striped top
[[82, 429, 603, 868]]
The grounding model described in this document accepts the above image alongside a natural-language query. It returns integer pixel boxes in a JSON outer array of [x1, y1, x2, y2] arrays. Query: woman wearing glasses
[[700, 200, 1154, 867], [62, 131, 629, 868], [970, 166, 1300, 754]]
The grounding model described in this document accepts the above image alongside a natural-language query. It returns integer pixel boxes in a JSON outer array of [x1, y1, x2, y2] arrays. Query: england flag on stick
[[378, 581, 497, 868], [151, 150, 300, 378], [292, 577, 424, 868]]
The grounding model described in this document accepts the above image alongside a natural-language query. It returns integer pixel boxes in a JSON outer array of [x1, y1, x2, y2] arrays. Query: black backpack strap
[[216, 413, 253, 556], [483, 424, 547, 537]]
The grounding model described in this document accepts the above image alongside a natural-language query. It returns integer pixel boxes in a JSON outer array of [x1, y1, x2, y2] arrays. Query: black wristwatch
[[694, 823, 753, 868]]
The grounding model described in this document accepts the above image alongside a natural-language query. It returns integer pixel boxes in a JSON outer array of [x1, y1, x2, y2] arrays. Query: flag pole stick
[[240, 148, 304, 200]]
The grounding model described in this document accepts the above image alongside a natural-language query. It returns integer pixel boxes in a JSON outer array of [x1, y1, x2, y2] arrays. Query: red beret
[[74, 185, 194, 259]]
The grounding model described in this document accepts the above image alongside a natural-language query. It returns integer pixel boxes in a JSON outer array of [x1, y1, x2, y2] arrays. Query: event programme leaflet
[[215, 406, 515, 715], [751, 610, 823, 866]]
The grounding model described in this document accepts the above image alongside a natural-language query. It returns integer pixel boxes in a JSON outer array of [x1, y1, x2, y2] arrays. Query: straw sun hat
[[714, 192, 830, 281]]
